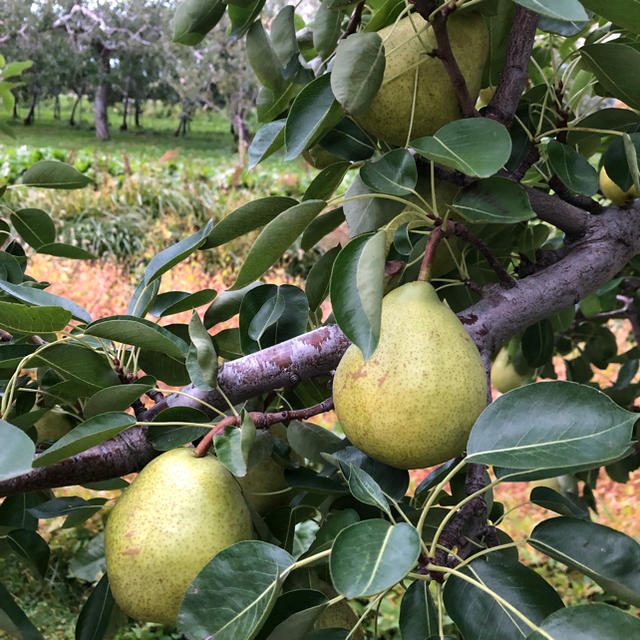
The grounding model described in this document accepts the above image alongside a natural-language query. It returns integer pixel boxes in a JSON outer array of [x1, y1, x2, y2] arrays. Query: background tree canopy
[[1, 0, 640, 638]]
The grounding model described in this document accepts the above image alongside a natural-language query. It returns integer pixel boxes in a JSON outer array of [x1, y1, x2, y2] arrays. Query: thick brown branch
[[525, 187, 590, 237], [483, 5, 539, 127]]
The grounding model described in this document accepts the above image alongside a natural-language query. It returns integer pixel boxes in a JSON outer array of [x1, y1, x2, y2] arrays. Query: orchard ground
[[1, 105, 639, 638]]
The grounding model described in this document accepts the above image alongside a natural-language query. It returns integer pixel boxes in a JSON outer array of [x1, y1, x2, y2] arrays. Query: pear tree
[[2, 0, 640, 638]]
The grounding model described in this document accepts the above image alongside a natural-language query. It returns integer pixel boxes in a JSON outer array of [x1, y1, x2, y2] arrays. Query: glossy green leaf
[[126, 276, 160, 318], [84, 382, 153, 419], [399, 580, 437, 640], [304, 162, 350, 202], [271, 6, 299, 70], [284, 74, 343, 160], [36, 242, 95, 260], [567, 109, 640, 157], [246, 20, 286, 91], [602, 133, 640, 192], [214, 413, 257, 477], [7, 529, 50, 578], [443, 558, 564, 640], [203, 282, 261, 328], [248, 120, 286, 169], [33, 412, 137, 467], [286, 420, 345, 464], [412, 119, 512, 178], [304, 509, 360, 555], [0, 280, 91, 323], [452, 177, 535, 224], [148, 290, 216, 318], [301, 207, 345, 251], [232, 200, 326, 289], [172, 0, 226, 45], [284, 467, 348, 495], [330, 520, 420, 597], [187, 311, 217, 389], [344, 463, 390, 515], [529, 486, 590, 520], [529, 517, 640, 606], [147, 406, 210, 450], [143, 220, 213, 285], [27, 496, 106, 529], [467, 382, 636, 476], [579, 1, 640, 34], [547, 141, 598, 196], [318, 118, 375, 162], [306, 245, 340, 313], [0, 421, 36, 482], [0, 302, 71, 335], [330, 231, 385, 360], [580, 44, 640, 111], [0, 580, 43, 639], [257, 589, 327, 639], [513, 0, 587, 21], [526, 603, 640, 639], [75, 574, 118, 640], [360, 149, 417, 196], [313, 1, 344, 59], [331, 32, 385, 118], [21, 160, 92, 189], [228, 0, 266, 40], [10, 208, 55, 249], [85, 316, 188, 358], [0, 344, 37, 368], [178, 541, 294, 638], [522, 319, 554, 367]]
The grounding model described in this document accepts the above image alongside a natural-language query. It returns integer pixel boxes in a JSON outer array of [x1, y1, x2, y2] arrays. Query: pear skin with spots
[[333, 281, 487, 469], [105, 448, 253, 625]]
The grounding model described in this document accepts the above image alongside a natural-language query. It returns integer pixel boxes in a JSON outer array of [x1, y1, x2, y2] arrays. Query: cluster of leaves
[[1, 0, 640, 638]]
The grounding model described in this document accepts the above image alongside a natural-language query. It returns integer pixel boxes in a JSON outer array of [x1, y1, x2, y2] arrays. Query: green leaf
[[452, 177, 535, 224], [10, 208, 55, 249], [313, 1, 344, 59], [144, 220, 213, 285], [248, 120, 286, 169], [0, 280, 91, 323], [214, 415, 256, 477], [522, 319, 554, 367], [331, 32, 385, 118], [466, 381, 637, 476], [529, 486, 590, 520], [187, 311, 218, 389], [399, 580, 437, 640], [303, 162, 351, 202], [84, 382, 154, 420], [530, 605, 640, 639], [513, 0, 588, 21], [2, 60, 33, 79], [20, 160, 92, 189], [204, 196, 297, 249], [256, 589, 327, 639], [0, 421, 36, 481], [149, 289, 217, 318], [172, 0, 226, 45], [330, 231, 385, 360], [284, 74, 343, 161], [85, 316, 188, 358], [301, 207, 345, 251], [271, 6, 299, 71], [319, 118, 376, 162], [36, 243, 95, 260], [529, 517, 640, 606], [580, 43, 640, 111], [412, 119, 512, 178], [579, 1, 640, 34], [359, 149, 417, 196], [147, 407, 210, 451], [126, 277, 160, 318], [7, 529, 50, 578], [286, 420, 345, 464], [330, 520, 420, 597], [304, 509, 360, 556], [75, 574, 118, 640], [602, 133, 640, 192], [0, 581, 43, 639], [306, 245, 340, 313], [246, 20, 286, 91], [0, 302, 71, 335], [344, 463, 390, 515], [247, 290, 286, 342], [232, 200, 326, 289], [547, 141, 598, 196], [178, 541, 294, 638], [443, 558, 564, 640], [203, 283, 261, 328], [27, 496, 106, 528], [228, 0, 267, 41], [33, 413, 137, 467]]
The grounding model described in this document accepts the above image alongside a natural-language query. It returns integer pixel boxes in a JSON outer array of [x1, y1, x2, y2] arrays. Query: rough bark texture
[[94, 42, 111, 140]]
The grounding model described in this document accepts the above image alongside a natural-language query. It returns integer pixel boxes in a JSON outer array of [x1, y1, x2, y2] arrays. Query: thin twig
[[341, 1, 365, 40]]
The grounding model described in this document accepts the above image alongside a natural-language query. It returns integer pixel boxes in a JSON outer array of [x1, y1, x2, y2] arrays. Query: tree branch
[[483, 5, 539, 127], [525, 187, 590, 237], [2, 207, 639, 496], [341, 1, 365, 40]]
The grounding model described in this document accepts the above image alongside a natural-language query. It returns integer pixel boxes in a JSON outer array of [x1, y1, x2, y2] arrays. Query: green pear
[[357, 11, 489, 146], [491, 346, 534, 393], [105, 448, 253, 626], [333, 281, 486, 469], [34, 407, 75, 444]]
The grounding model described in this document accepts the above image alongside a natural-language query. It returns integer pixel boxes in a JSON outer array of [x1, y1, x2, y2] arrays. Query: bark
[[23, 89, 39, 126], [134, 98, 141, 127], [69, 94, 82, 126], [93, 41, 111, 141], [120, 77, 130, 131], [53, 95, 61, 120]]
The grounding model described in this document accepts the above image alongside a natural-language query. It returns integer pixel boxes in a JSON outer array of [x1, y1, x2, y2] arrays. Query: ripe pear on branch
[[599, 166, 639, 206], [105, 448, 253, 625], [357, 11, 489, 146], [333, 281, 487, 469]]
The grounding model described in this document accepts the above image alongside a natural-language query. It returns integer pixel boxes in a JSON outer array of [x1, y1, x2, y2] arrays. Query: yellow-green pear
[[357, 12, 489, 146], [333, 281, 487, 469], [491, 347, 534, 393], [35, 407, 75, 444], [105, 448, 253, 626], [599, 166, 639, 206]]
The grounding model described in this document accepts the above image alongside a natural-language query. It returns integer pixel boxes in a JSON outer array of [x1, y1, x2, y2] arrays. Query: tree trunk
[[23, 90, 39, 126], [93, 41, 111, 141], [69, 94, 82, 126], [12, 102, 18, 119], [174, 113, 188, 137], [120, 77, 130, 131], [134, 98, 141, 127], [53, 95, 61, 119]]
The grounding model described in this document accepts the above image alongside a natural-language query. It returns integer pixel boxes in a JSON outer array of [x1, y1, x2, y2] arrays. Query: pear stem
[[418, 223, 444, 282], [192, 397, 335, 457]]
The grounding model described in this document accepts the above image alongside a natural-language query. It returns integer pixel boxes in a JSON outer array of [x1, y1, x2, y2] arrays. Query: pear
[[34, 407, 75, 444], [333, 281, 487, 469], [599, 166, 639, 206], [105, 448, 253, 625], [357, 12, 489, 146], [491, 346, 534, 393]]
